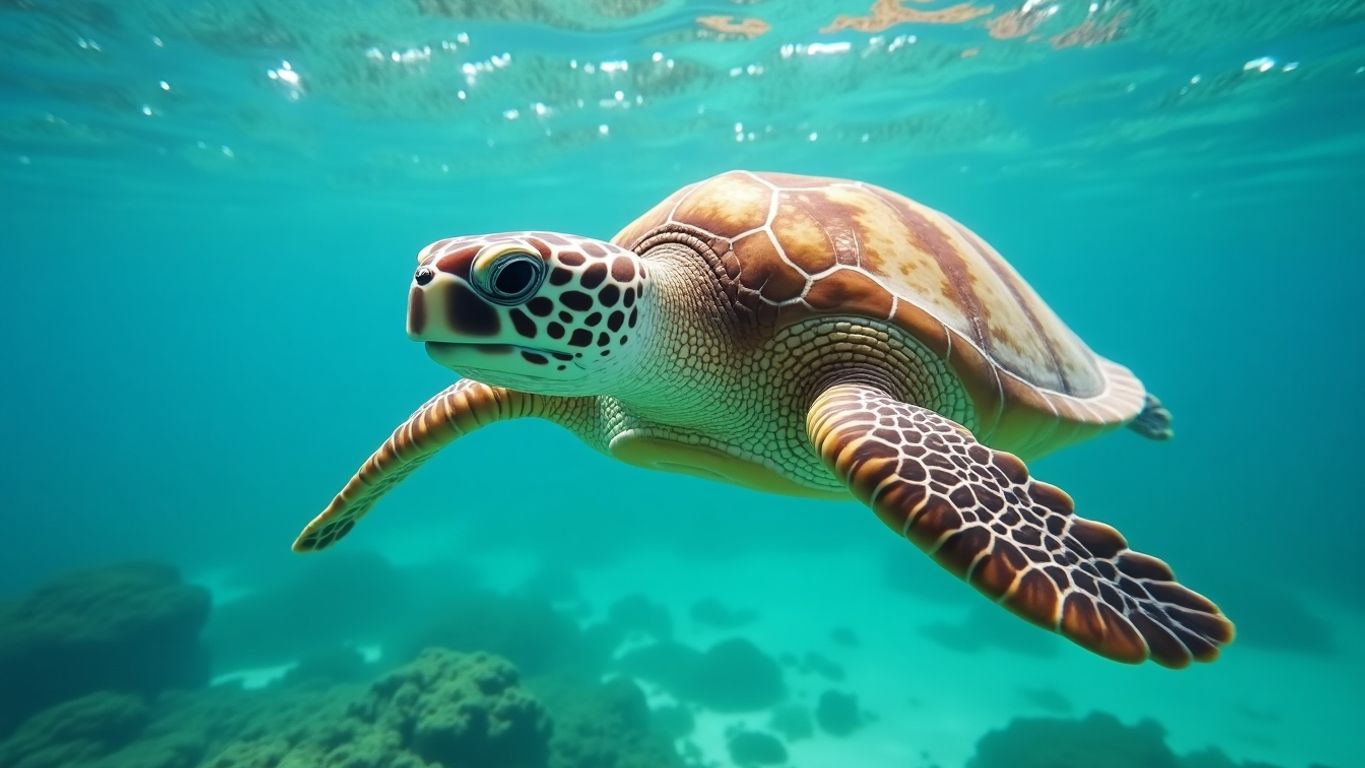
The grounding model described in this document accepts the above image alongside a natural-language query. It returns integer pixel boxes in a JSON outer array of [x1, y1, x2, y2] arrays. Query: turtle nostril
[[415, 267, 435, 286]]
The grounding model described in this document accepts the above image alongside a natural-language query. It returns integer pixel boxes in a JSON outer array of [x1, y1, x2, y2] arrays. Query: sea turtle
[[294, 170, 1233, 668]]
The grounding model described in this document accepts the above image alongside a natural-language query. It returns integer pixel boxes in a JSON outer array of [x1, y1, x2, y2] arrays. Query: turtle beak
[[408, 272, 506, 343], [407, 282, 430, 340]]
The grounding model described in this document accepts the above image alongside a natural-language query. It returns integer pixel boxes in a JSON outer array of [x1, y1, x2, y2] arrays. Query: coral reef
[[0, 555, 1317, 768], [0, 549, 693, 768], [349, 649, 551, 768], [968, 711, 1180, 768], [688, 639, 785, 711], [966, 711, 1299, 768], [532, 676, 685, 768], [0, 562, 210, 736], [0, 692, 150, 768], [617, 638, 785, 712], [815, 689, 866, 737], [0, 649, 563, 768], [0, 682, 346, 768], [726, 728, 787, 767]]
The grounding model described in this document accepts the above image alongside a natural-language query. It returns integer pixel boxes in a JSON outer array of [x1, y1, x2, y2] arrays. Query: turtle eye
[[414, 267, 434, 286], [472, 251, 545, 305]]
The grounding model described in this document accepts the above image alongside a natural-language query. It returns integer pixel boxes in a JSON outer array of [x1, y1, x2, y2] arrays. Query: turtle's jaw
[[424, 341, 588, 389], [425, 340, 577, 367]]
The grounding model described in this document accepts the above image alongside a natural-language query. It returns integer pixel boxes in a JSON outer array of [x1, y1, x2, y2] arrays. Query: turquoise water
[[2, 1, 1363, 766]]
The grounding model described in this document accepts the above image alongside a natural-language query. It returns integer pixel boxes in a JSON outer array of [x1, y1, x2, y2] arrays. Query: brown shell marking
[[613, 171, 1145, 442]]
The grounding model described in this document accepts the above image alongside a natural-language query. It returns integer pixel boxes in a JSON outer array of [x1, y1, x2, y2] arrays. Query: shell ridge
[[615, 170, 1149, 433]]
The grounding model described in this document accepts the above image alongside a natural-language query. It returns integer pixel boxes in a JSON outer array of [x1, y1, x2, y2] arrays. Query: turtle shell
[[612, 170, 1146, 455]]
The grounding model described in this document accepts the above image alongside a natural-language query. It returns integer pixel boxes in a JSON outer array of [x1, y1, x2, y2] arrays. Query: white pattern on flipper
[[808, 383, 1233, 667]]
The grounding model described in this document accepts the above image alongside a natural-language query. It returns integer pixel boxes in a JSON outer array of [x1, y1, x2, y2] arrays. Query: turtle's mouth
[[424, 341, 579, 369]]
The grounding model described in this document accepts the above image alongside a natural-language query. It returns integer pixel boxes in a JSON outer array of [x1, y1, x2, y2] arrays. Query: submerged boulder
[[815, 689, 866, 737], [0, 561, 210, 736], [0, 691, 150, 768], [355, 648, 552, 768], [967, 711, 1178, 768], [966, 711, 1296, 768], [534, 675, 685, 768], [690, 639, 785, 712], [0, 645, 703, 768], [616, 637, 785, 712], [193, 648, 551, 768], [726, 729, 787, 767]]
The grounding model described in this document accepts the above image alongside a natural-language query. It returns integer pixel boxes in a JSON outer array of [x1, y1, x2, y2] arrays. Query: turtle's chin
[[424, 341, 591, 394]]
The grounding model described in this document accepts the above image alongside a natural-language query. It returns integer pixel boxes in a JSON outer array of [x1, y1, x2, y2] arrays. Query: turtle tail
[[1128, 393, 1173, 441]]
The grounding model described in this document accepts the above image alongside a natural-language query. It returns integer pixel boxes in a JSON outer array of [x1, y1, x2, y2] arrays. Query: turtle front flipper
[[806, 383, 1233, 667], [294, 378, 546, 552]]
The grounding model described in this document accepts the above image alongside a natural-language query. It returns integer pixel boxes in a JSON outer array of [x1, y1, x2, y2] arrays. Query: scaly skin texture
[[613, 171, 1153, 459], [588, 243, 975, 494], [294, 171, 1225, 669]]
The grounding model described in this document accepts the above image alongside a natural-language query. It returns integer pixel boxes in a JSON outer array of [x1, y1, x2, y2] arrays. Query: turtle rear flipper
[[806, 383, 1232, 668], [1128, 393, 1173, 441]]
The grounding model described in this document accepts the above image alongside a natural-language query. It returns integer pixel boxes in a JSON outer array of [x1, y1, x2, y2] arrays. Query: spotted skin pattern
[[409, 231, 649, 384], [295, 170, 1231, 666], [808, 383, 1232, 668]]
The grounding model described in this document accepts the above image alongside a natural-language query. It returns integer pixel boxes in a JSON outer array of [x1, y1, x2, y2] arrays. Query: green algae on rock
[[0, 692, 150, 768], [351, 649, 552, 768], [532, 675, 686, 768], [0, 562, 210, 737], [966, 711, 1300, 768], [726, 728, 788, 767]]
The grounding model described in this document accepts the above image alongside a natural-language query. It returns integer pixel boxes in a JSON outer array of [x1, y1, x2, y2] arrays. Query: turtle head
[[407, 232, 651, 395]]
